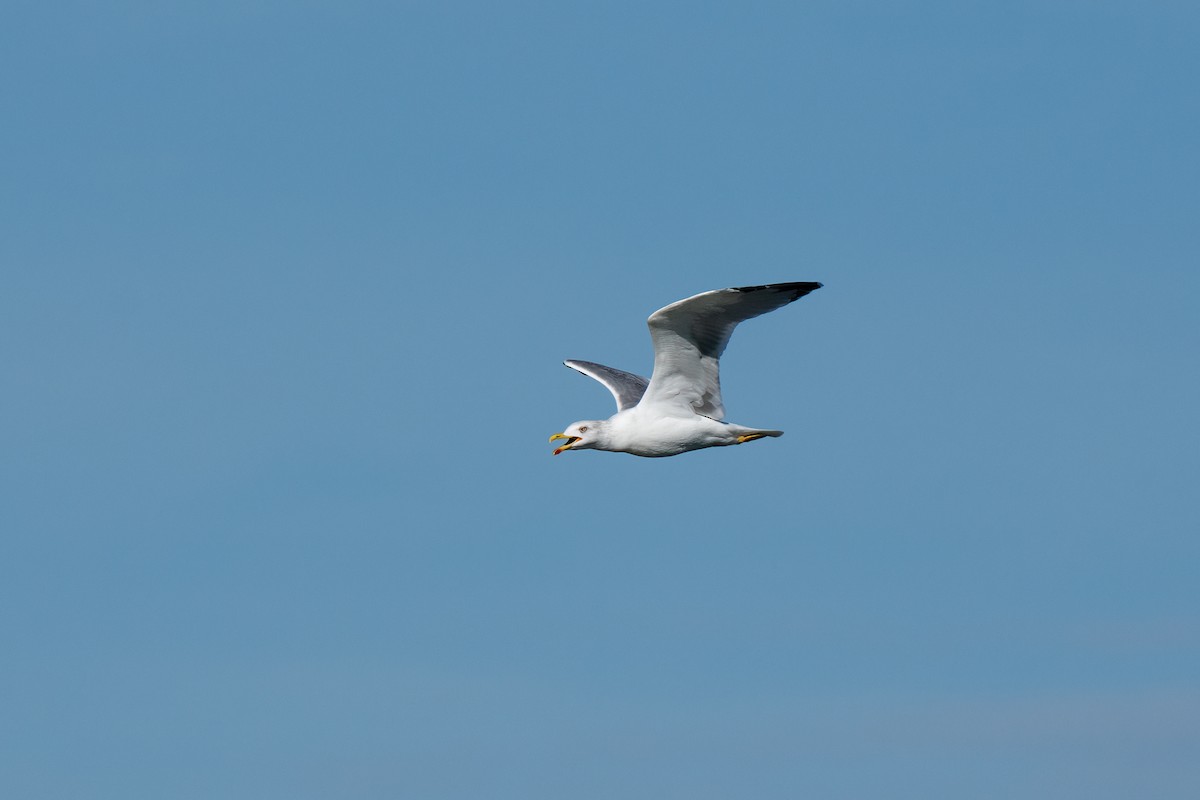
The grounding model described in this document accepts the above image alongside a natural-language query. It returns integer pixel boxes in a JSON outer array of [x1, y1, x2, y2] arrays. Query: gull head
[[549, 420, 602, 455]]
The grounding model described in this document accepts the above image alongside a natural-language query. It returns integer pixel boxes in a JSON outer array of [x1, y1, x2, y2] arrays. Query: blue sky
[[2, 2, 1198, 798]]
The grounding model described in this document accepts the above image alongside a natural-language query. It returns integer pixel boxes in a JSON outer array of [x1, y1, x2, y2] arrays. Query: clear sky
[[3, 2, 1198, 798]]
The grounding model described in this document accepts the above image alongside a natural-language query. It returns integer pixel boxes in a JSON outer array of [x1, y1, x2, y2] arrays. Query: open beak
[[549, 432, 580, 455]]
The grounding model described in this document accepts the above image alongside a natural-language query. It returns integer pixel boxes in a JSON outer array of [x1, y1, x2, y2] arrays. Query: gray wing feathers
[[642, 282, 821, 419], [563, 359, 650, 411], [658, 282, 823, 360]]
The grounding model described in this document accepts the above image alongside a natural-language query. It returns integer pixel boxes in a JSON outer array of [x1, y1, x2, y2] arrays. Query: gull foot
[[737, 434, 767, 444]]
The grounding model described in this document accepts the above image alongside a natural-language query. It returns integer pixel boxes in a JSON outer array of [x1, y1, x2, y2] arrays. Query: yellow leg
[[737, 433, 767, 444]]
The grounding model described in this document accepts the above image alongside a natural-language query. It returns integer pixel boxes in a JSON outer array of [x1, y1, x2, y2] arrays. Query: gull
[[550, 281, 822, 457]]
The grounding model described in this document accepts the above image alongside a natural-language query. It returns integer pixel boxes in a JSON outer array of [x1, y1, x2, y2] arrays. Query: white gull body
[[550, 282, 822, 458]]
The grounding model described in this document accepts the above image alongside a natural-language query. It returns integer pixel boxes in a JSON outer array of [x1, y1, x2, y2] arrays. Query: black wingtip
[[732, 281, 823, 299]]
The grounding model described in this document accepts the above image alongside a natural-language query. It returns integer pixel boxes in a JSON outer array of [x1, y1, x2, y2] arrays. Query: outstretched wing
[[640, 282, 822, 419], [563, 359, 650, 412]]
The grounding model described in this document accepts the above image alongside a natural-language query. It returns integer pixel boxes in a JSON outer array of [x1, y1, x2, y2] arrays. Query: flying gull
[[550, 281, 822, 457]]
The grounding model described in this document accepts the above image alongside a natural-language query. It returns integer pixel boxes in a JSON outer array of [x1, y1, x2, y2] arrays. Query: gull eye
[[578, 426, 588, 433]]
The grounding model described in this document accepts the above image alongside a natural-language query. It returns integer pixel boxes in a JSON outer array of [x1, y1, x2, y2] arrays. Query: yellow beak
[[549, 432, 578, 455]]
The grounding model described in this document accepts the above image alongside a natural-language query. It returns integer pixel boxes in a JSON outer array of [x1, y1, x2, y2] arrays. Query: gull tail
[[731, 426, 784, 444]]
